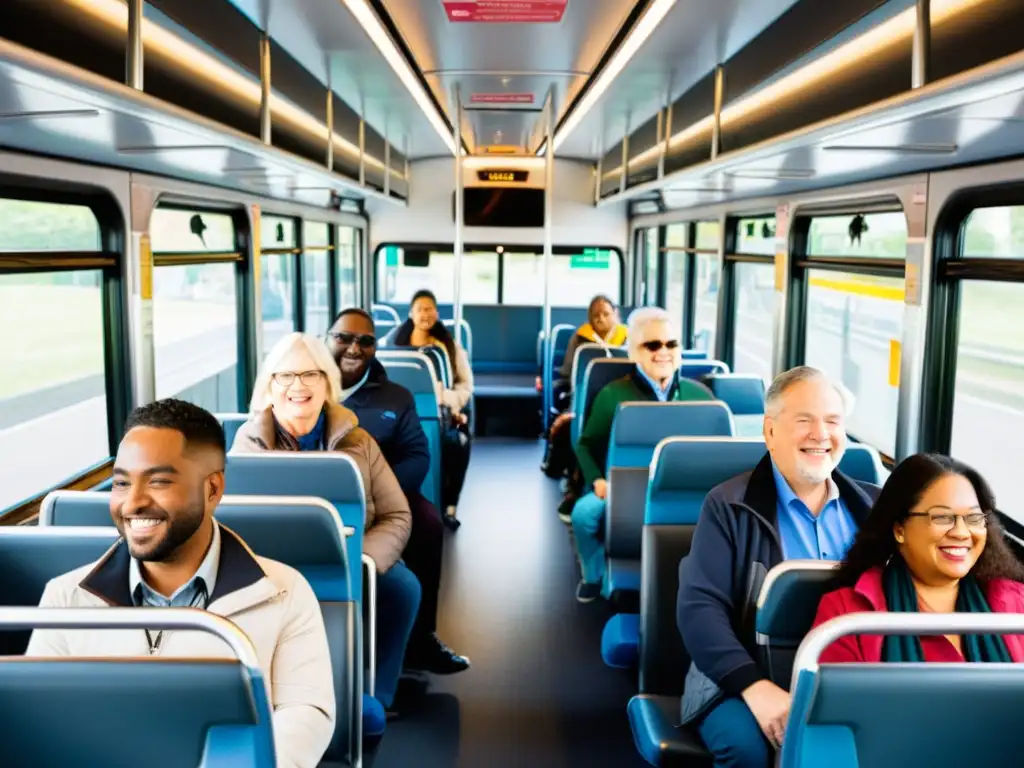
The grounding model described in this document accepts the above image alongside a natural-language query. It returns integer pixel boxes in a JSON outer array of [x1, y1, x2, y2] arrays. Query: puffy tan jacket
[[231, 403, 412, 572], [25, 524, 335, 768]]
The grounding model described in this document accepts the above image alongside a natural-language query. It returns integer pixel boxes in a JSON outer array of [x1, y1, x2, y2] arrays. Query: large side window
[[151, 206, 241, 412], [948, 205, 1024, 521], [376, 247, 499, 305], [260, 214, 298, 354], [644, 227, 660, 306], [302, 221, 331, 336], [337, 225, 359, 310], [693, 221, 721, 354], [664, 224, 688, 326], [502, 248, 623, 307], [799, 210, 907, 458], [0, 197, 114, 512], [731, 217, 776, 383]]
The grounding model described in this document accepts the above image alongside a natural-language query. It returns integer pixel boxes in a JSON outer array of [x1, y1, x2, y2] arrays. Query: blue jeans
[[571, 492, 606, 585], [375, 561, 422, 708], [697, 697, 771, 768]]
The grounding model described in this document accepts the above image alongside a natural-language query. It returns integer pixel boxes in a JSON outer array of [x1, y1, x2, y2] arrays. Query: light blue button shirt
[[130, 522, 221, 608], [635, 367, 673, 402], [771, 458, 858, 561]]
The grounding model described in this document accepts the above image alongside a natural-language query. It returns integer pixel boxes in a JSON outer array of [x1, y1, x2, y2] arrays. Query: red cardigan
[[811, 566, 1024, 663]]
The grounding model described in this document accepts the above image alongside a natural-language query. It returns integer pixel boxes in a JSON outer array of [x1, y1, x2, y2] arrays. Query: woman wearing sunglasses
[[232, 332, 420, 720], [810, 453, 1024, 664], [571, 307, 715, 603]]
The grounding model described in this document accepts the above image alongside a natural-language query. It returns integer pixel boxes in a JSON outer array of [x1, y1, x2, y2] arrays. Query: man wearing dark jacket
[[326, 308, 469, 676], [678, 366, 881, 767]]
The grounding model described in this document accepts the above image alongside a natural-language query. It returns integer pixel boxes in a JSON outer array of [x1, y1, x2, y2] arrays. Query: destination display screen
[[476, 169, 529, 183]]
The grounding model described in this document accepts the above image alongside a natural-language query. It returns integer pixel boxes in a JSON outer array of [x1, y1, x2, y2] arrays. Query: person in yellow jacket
[[553, 294, 628, 412]]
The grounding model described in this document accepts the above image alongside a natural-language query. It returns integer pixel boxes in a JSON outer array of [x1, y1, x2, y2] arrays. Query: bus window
[[503, 249, 622, 306], [644, 228, 659, 305], [664, 224, 687, 326], [302, 221, 331, 335], [260, 215, 297, 353], [376, 248, 498, 305], [694, 221, 721, 353], [803, 271, 904, 456], [0, 199, 107, 511], [151, 207, 240, 412], [337, 226, 359, 309], [733, 262, 775, 384], [807, 212, 907, 258], [950, 204, 1024, 520]]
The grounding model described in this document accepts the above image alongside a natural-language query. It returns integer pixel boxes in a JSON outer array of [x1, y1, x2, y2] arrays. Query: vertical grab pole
[[126, 0, 143, 90], [259, 33, 272, 145], [542, 87, 555, 432], [912, 0, 931, 89], [453, 85, 465, 337], [326, 66, 334, 172], [711, 64, 724, 160]]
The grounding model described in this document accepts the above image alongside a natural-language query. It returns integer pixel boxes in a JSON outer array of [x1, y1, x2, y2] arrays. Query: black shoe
[[405, 634, 470, 675], [443, 505, 462, 531]]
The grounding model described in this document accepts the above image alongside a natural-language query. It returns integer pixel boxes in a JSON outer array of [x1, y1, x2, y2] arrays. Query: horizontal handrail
[[793, 611, 1024, 686], [1, 606, 261, 673]]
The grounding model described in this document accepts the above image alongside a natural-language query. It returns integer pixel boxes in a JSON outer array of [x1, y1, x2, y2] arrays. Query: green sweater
[[574, 371, 715, 487]]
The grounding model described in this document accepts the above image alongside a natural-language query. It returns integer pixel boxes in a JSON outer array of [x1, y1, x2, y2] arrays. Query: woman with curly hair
[[811, 453, 1024, 663]]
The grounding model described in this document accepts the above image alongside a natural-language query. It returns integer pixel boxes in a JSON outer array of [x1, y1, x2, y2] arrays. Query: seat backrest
[[639, 437, 768, 695], [604, 402, 736, 561], [572, 357, 634, 445], [678, 359, 730, 379], [217, 412, 249, 452], [570, 343, 628, 400], [755, 560, 839, 689], [223, 453, 368, 594], [836, 443, 886, 485], [371, 303, 400, 325], [785, 614, 1024, 768], [442, 318, 473, 361], [0, 528, 119, 654], [419, 345, 453, 388], [703, 374, 766, 415]]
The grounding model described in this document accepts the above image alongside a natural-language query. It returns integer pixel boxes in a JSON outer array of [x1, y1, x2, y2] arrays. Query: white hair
[[249, 332, 343, 415], [764, 365, 855, 418], [625, 307, 679, 363]]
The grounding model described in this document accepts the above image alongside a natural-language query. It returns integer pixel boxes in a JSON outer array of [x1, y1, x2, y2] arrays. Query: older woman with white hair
[[231, 332, 418, 718], [571, 307, 715, 603]]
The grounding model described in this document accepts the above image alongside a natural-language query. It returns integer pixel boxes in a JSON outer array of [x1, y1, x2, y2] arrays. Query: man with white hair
[[677, 366, 881, 767], [571, 307, 714, 603]]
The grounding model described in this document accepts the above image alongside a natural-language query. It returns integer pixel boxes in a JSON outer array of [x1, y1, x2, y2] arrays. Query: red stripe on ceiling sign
[[442, 1, 568, 23], [470, 93, 535, 104]]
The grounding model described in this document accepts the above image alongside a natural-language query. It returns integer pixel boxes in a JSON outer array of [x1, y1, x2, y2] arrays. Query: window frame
[[0, 183, 129, 521], [723, 214, 775, 373], [371, 242, 626, 306], [927, 185, 1024, 535], [788, 203, 908, 465]]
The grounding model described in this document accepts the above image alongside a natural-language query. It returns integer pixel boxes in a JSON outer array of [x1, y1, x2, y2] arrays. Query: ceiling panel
[[381, 0, 638, 154], [558, 0, 801, 159]]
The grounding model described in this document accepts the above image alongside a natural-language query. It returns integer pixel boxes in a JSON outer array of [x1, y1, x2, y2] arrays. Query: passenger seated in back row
[[572, 307, 714, 603], [552, 294, 628, 413], [27, 399, 334, 768], [677, 366, 880, 768], [231, 332, 417, 718], [812, 452, 1024, 664], [326, 307, 469, 674]]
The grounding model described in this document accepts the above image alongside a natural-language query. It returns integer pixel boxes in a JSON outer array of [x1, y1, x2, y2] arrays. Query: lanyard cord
[[144, 582, 210, 655]]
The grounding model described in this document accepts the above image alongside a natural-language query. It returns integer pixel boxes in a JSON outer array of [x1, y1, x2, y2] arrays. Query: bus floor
[[367, 438, 647, 768]]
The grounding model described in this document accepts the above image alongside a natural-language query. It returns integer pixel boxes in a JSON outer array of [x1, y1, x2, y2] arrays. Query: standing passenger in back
[[677, 366, 880, 768], [326, 307, 469, 675], [26, 399, 334, 768]]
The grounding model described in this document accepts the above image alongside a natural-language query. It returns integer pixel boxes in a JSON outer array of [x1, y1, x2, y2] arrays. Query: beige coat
[[231, 403, 411, 572], [25, 524, 334, 768]]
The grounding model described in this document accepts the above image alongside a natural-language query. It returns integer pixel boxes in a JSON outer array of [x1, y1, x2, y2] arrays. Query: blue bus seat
[[782, 614, 1024, 768], [755, 560, 839, 690], [33, 493, 363, 764], [442, 318, 472, 362], [379, 358, 444, 508], [371, 303, 400, 325], [1, 607, 275, 768], [627, 437, 768, 767], [419, 345, 453, 388], [569, 344, 628, 405], [216, 413, 249, 452], [836, 442, 886, 485], [702, 374, 766, 437], [601, 402, 735, 669], [678, 360, 730, 379], [681, 349, 708, 360], [572, 357, 633, 446]]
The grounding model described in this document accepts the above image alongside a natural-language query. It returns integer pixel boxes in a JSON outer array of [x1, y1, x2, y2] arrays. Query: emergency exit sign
[[443, 1, 568, 23]]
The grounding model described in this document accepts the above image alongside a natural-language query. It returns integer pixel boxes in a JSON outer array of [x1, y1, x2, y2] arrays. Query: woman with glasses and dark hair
[[811, 453, 1024, 663], [571, 307, 714, 603], [231, 332, 421, 720], [392, 289, 473, 528]]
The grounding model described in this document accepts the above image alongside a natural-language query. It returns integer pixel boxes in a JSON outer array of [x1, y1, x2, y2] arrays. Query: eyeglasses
[[327, 331, 376, 348], [906, 511, 988, 531], [641, 339, 680, 352], [271, 370, 324, 387]]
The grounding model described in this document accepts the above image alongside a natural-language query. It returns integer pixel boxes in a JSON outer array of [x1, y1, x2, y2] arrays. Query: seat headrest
[[224, 453, 365, 503], [837, 444, 884, 485], [704, 374, 766, 415], [610, 402, 735, 447]]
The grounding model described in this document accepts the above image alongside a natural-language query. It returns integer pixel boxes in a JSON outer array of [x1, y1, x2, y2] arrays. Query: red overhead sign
[[470, 93, 535, 104], [443, 1, 568, 23]]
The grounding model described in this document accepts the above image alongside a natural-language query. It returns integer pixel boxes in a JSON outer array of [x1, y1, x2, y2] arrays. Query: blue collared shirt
[[636, 367, 673, 402], [771, 458, 858, 561], [130, 522, 221, 608]]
